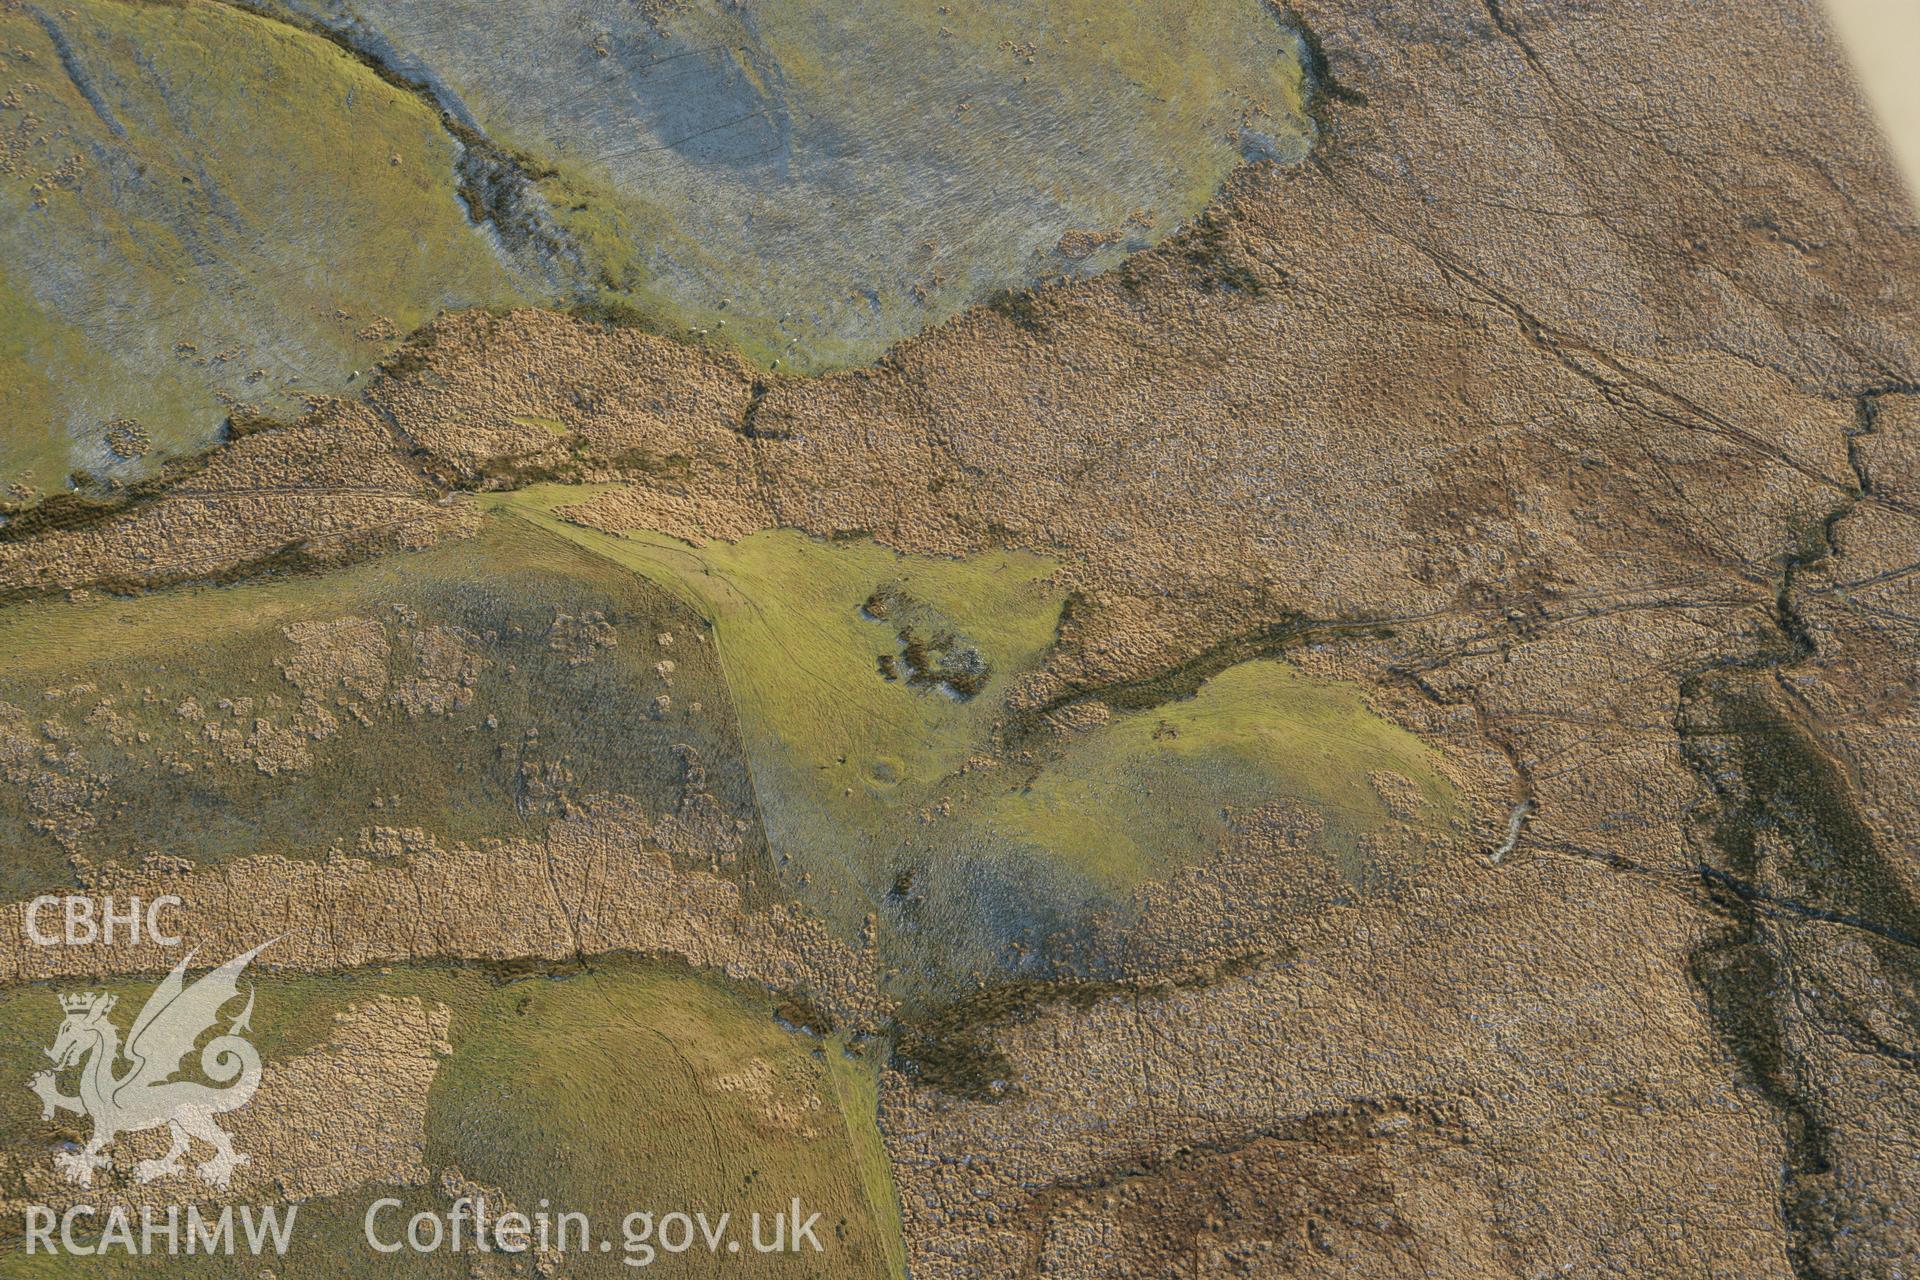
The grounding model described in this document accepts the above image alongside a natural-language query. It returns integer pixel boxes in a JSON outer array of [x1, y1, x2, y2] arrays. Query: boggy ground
[[0, 0, 540, 498], [0, 957, 904, 1278], [0, 0, 1917, 1275]]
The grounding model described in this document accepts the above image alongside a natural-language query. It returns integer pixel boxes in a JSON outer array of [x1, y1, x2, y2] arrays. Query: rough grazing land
[[0, 0, 1917, 1276]]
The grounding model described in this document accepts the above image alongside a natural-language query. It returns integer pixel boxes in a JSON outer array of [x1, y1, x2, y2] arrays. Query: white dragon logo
[[28, 941, 272, 1190]]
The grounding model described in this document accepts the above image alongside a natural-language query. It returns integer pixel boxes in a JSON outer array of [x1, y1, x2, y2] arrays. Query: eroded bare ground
[[3, 0, 1919, 1274]]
